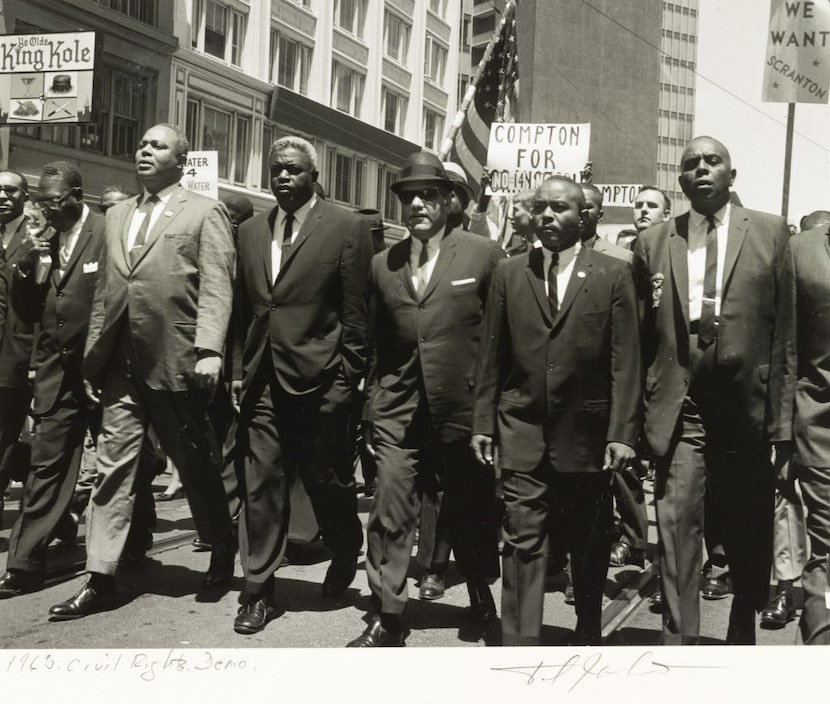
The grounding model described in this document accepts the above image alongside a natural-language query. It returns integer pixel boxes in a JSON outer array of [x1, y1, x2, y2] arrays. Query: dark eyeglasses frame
[[0, 184, 25, 197], [397, 187, 443, 205], [34, 191, 72, 212]]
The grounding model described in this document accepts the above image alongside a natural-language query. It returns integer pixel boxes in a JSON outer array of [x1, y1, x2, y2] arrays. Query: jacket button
[[58, 320, 64, 327], [418, 304, 424, 311], [271, 304, 276, 311], [56, 292, 63, 299], [419, 337, 425, 345]]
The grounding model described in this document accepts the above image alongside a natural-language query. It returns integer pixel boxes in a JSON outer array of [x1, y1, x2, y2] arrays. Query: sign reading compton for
[[763, 0, 830, 103], [0, 32, 96, 124], [182, 151, 219, 200], [485, 123, 591, 195]]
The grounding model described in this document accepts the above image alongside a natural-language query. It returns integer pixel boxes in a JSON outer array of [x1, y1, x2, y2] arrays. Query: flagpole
[[438, 1, 515, 160], [781, 102, 795, 220]]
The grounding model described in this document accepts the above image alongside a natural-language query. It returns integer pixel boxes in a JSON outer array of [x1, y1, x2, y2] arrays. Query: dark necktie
[[698, 215, 718, 347], [281, 212, 294, 265], [130, 194, 159, 266], [416, 242, 429, 298], [547, 251, 559, 318]]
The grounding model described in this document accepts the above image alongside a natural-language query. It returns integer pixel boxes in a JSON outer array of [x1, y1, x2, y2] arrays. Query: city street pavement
[[0, 467, 803, 648]]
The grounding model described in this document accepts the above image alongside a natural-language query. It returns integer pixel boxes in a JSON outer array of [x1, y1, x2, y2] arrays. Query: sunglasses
[[35, 191, 72, 212], [0, 184, 25, 197], [397, 187, 443, 205]]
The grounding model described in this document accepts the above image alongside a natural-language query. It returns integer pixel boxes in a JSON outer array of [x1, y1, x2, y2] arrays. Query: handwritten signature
[[491, 650, 719, 692]]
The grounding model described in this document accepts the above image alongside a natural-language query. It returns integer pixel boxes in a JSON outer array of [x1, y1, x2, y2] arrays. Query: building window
[[384, 11, 410, 62], [331, 61, 364, 117], [354, 159, 364, 208], [91, 0, 156, 25], [335, 0, 366, 39], [424, 35, 447, 84], [428, 0, 446, 18], [192, 0, 247, 67], [270, 30, 312, 94], [423, 109, 443, 152], [334, 153, 353, 203], [382, 88, 406, 135], [379, 166, 400, 223], [187, 99, 253, 185]]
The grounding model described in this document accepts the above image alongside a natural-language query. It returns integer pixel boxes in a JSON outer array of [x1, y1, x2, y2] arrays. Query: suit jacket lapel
[[130, 188, 188, 269], [421, 230, 456, 302], [4, 221, 27, 260], [721, 206, 748, 300], [398, 237, 417, 300], [57, 217, 94, 285], [263, 208, 277, 287], [669, 213, 690, 333], [119, 197, 140, 270], [552, 247, 592, 333], [525, 246, 553, 326]]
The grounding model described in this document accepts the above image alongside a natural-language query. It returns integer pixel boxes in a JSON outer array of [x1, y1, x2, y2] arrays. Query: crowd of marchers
[[0, 126, 828, 647]]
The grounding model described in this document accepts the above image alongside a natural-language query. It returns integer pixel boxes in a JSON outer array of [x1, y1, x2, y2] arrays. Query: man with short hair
[[800, 210, 830, 232], [580, 183, 648, 570], [634, 186, 672, 234], [0, 170, 30, 525], [635, 136, 789, 644], [347, 152, 503, 647], [0, 161, 106, 598], [48, 124, 236, 619], [472, 176, 641, 645], [98, 185, 137, 215], [232, 135, 372, 635]]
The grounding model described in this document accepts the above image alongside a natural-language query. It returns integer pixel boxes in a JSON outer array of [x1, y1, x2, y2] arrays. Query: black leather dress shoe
[[49, 580, 115, 620], [701, 575, 730, 600], [609, 541, 645, 568], [321, 557, 357, 598], [0, 570, 42, 599], [346, 618, 405, 647], [202, 539, 235, 589], [418, 572, 446, 600], [760, 590, 796, 629], [234, 598, 277, 635]]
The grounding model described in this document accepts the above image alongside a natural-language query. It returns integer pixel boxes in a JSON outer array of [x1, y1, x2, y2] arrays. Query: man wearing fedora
[[347, 152, 503, 647]]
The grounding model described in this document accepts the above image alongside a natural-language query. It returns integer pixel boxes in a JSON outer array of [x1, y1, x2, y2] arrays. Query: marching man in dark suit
[[0, 170, 32, 524], [232, 135, 372, 635], [0, 162, 105, 598], [769, 224, 830, 644], [472, 175, 642, 646], [48, 124, 236, 619], [346, 153, 503, 647], [635, 136, 789, 644]]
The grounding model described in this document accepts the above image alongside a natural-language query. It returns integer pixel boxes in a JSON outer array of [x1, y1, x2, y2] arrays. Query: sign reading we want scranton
[[0, 32, 96, 124]]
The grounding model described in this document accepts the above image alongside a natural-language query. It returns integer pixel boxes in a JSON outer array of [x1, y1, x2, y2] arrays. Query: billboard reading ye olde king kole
[[0, 32, 96, 124]]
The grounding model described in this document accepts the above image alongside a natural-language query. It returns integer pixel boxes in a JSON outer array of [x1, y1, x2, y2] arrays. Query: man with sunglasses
[[347, 152, 504, 647], [0, 172, 29, 527], [0, 161, 107, 598]]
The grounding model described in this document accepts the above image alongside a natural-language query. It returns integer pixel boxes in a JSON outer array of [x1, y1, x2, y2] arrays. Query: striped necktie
[[698, 215, 718, 347]]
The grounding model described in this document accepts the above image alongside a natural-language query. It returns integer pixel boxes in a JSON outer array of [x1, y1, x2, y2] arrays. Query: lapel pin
[[577, 271, 586, 278], [164, 210, 174, 216]]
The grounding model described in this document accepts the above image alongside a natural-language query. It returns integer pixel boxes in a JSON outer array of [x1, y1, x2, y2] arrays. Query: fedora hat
[[391, 152, 450, 194], [442, 161, 474, 204]]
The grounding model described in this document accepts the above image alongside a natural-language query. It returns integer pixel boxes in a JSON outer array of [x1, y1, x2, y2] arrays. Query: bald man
[[635, 136, 789, 645], [800, 210, 830, 232]]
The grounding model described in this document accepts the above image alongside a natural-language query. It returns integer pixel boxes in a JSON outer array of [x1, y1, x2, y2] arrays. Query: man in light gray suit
[[49, 123, 236, 620]]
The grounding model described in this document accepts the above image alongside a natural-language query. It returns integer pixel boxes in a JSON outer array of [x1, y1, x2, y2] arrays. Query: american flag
[[442, 1, 519, 199]]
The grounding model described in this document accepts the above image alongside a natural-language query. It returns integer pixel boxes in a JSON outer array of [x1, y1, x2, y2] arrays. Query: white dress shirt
[[539, 239, 581, 309], [58, 204, 89, 274], [271, 194, 316, 280], [409, 231, 443, 292], [128, 184, 178, 251], [687, 202, 730, 321]]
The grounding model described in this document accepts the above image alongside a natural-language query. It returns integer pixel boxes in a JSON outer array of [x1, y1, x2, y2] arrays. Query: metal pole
[[781, 102, 795, 219]]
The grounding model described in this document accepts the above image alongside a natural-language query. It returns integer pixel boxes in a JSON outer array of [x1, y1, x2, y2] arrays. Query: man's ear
[[598, 208, 604, 223], [311, 169, 319, 183], [729, 168, 736, 187]]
